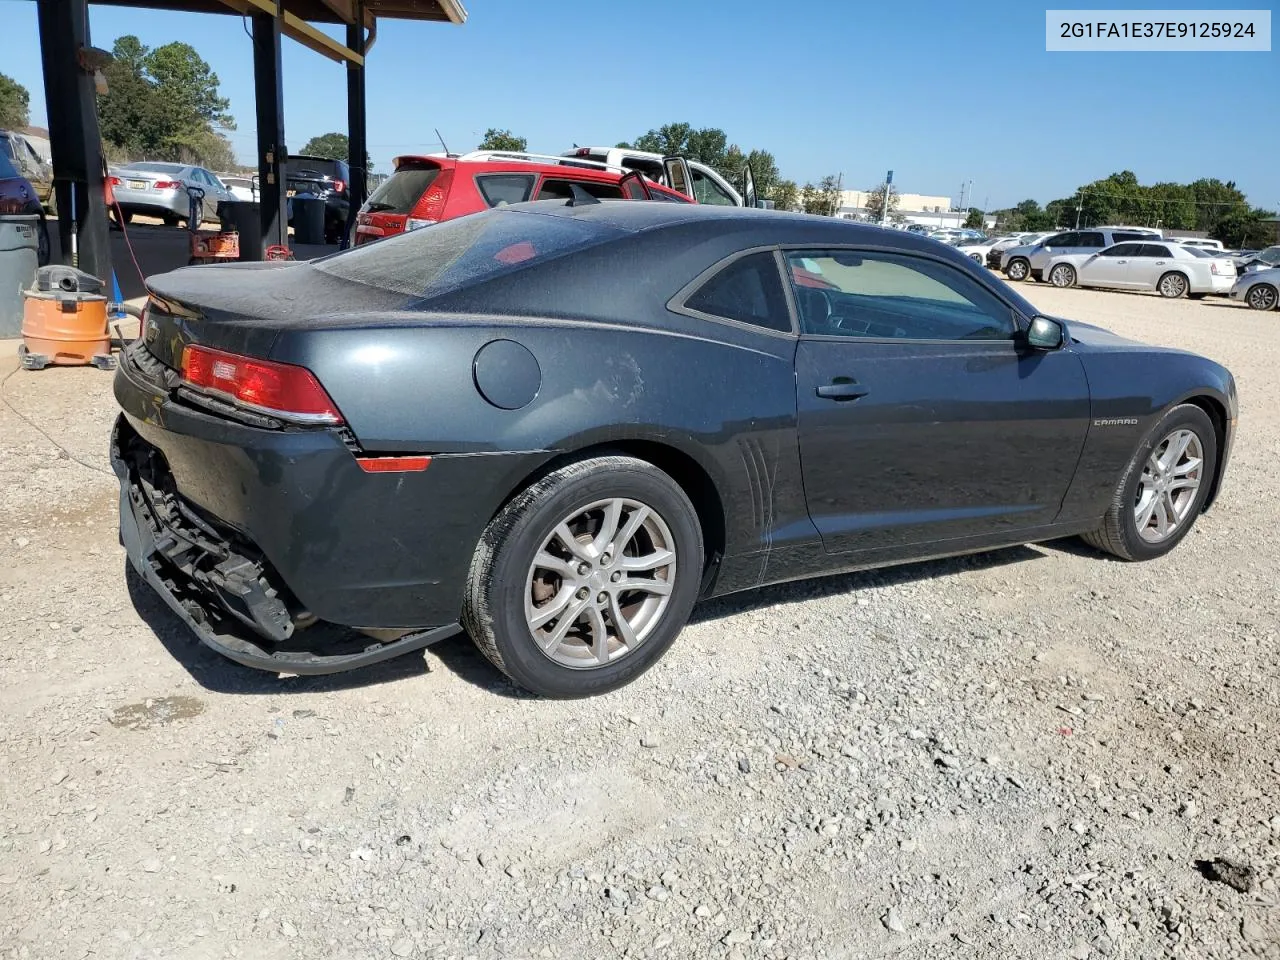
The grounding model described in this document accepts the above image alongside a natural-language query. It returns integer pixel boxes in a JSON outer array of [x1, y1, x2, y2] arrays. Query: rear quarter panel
[[268, 316, 807, 562]]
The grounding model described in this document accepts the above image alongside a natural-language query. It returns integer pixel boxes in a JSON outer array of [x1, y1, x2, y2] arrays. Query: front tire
[[1049, 263, 1076, 288], [1081, 404, 1217, 561], [462, 456, 704, 698], [1246, 283, 1278, 311], [1005, 258, 1030, 281], [1158, 271, 1189, 299]]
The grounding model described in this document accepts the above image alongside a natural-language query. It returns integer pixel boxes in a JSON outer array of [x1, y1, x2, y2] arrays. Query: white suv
[[562, 147, 743, 206]]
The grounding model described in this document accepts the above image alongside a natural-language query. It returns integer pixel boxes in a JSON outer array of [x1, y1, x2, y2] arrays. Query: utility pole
[[1075, 193, 1083, 229], [880, 169, 893, 227]]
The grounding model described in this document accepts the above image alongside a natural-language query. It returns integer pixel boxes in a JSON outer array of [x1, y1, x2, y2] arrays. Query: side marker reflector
[[355, 456, 432, 474]]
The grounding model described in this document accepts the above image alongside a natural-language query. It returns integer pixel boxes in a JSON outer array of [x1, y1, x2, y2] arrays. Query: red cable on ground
[[110, 198, 147, 290]]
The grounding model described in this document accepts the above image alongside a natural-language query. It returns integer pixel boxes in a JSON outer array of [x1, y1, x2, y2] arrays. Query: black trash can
[[0, 214, 41, 337], [217, 200, 263, 261], [292, 197, 326, 245]]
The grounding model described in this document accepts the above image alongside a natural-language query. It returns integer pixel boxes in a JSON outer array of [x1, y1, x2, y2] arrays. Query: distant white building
[[835, 189, 995, 229]]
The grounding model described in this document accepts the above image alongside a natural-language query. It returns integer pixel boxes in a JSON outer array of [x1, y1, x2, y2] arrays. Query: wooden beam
[[216, 0, 365, 64], [437, 0, 467, 24], [317, 0, 356, 24]]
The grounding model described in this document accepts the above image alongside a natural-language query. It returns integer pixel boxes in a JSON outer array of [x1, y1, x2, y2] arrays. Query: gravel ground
[[1, 284, 1277, 960]]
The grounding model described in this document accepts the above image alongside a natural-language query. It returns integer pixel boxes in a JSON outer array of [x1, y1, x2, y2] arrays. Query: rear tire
[[163, 213, 180, 227], [1158, 271, 1189, 299], [1188, 292, 1207, 300], [1081, 403, 1217, 561], [1049, 263, 1076, 288], [462, 456, 704, 698], [1005, 258, 1030, 281]]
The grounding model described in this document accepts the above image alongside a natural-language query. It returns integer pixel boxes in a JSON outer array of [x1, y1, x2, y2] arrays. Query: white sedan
[[1229, 266, 1280, 311], [1040, 240, 1237, 299]]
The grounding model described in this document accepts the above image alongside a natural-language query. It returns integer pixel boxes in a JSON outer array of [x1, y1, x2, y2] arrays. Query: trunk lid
[[142, 260, 410, 370]]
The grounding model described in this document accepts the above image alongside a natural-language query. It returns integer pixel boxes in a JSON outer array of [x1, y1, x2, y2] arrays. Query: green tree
[[301, 132, 349, 159], [0, 72, 30, 129], [963, 208, 984, 229], [800, 176, 841, 217], [770, 178, 799, 212], [863, 182, 900, 221], [97, 35, 235, 166], [1212, 208, 1277, 248], [477, 128, 527, 151]]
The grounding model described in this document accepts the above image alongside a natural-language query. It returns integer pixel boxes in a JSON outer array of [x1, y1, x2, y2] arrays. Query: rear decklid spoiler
[[144, 261, 413, 370]]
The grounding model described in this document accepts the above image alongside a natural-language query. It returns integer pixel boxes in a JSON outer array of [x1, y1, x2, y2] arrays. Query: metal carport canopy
[[34, 0, 465, 284]]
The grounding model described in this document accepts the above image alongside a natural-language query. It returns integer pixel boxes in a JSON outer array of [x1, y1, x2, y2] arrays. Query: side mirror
[[741, 163, 757, 209], [1026, 315, 1065, 350], [662, 156, 694, 201]]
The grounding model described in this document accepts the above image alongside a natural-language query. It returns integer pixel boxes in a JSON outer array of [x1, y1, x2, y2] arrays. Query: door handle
[[1155, 261, 1166, 265], [1117, 260, 1127, 264], [816, 381, 869, 401]]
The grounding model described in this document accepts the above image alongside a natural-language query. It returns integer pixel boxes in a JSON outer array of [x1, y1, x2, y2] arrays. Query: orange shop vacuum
[[19, 265, 116, 371]]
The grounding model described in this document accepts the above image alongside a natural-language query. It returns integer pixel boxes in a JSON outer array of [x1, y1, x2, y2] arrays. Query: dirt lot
[[1, 283, 1277, 960]]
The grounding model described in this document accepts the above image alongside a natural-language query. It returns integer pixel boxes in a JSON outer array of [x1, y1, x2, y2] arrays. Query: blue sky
[[5, 0, 1277, 209]]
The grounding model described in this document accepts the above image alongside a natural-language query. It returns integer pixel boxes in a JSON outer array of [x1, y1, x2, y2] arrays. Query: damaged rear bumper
[[112, 419, 460, 675]]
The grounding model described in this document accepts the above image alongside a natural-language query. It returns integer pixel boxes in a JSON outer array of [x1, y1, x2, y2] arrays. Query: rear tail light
[[332, 179, 346, 194], [181, 345, 343, 425], [415, 168, 454, 224], [153, 180, 182, 190], [575, 148, 591, 157], [108, 176, 121, 187], [355, 456, 431, 473]]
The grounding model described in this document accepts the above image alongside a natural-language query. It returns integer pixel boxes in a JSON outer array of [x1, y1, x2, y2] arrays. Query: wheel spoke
[[610, 505, 650, 556], [619, 548, 675, 572], [1153, 496, 1171, 536], [585, 604, 611, 664], [532, 550, 576, 578], [589, 499, 624, 558], [541, 597, 590, 652], [1162, 490, 1180, 526], [554, 522, 593, 562], [1135, 489, 1160, 531], [1172, 455, 1201, 478], [615, 576, 672, 597], [527, 584, 575, 630], [1168, 476, 1200, 493], [1161, 432, 1192, 471], [607, 593, 638, 650]]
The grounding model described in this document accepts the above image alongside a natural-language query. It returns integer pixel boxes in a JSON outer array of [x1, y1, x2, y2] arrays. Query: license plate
[[129, 179, 146, 189]]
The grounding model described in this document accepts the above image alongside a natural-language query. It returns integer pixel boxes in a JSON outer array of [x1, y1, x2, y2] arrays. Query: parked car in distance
[[1229, 266, 1280, 310], [354, 150, 691, 245], [219, 174, 258, 203], [109, 161, 234, 225], [0, 147, 50, 263], [0, 130, 53, 212], [1238, 245, 1280, 273], [1041, 241, 1237, 298], [564, 146, 743, 206], [1001, 227, 1161, 281], [1168, 237, 1225, 250], [284, 155, 350, 244], [113, 201, 1236, 697]]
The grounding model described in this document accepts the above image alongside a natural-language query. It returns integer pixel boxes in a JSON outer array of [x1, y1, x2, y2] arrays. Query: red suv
[[354, 151, 691, 245]]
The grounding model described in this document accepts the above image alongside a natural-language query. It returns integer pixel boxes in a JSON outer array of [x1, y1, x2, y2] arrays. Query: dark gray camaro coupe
[[112, 201, 1237, 696]]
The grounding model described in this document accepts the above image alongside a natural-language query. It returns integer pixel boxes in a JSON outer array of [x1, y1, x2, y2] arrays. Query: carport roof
[[90, 0, 466, 24]]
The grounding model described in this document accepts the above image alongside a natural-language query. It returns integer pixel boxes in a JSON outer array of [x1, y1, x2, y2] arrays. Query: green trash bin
[[0, 214, 41, 338], [292, 197, 326, 245]]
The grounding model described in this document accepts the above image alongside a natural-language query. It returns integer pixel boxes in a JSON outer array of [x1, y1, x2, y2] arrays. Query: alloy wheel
[[1159, 273, 1188, 298], [1007, 259, 1028, 281], [525, 498, 676, 668], [1247, 284, 1278, 311], [1050, 264, 1075, 287], [1133, 428, 1203, 543]]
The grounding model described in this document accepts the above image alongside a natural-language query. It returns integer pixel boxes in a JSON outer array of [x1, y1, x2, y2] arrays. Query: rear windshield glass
[[365, 164, 441, 214], [0, 151, 18, 179], [313, 209, 622, 298], [129, 162, 184, 173], [287, 157, 343, 179]]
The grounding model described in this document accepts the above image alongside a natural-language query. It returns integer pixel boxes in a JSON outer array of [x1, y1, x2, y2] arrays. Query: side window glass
[[1102, 243, 1138, 257], [683, 252, 791, 333], [785, 250, 1015, 341], [691, 170, 736, 206], [1140, 244, 1173, 258], [1078, 232, 1106, 247], [476, 174, 535, 207], [1045, 233, 1074, 247], [536, 179, 623, 201]]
